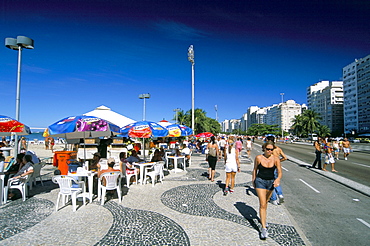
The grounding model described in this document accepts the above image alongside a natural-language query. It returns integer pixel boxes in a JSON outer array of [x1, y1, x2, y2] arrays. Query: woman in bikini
[[252, 141, 282, 240]]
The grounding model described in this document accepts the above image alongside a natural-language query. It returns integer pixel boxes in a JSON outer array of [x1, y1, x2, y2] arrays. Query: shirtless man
[[266, 136, 287, 204], [342, 138, 352, 160]]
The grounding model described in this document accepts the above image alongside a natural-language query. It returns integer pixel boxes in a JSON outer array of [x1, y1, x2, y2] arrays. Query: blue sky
[[1, 0, 369, 129]]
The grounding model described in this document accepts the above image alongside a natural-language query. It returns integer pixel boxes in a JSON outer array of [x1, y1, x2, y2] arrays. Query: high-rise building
[[343, 54, 370, 135], [265, 100, 303, 134], [307, 80, 344, 134]]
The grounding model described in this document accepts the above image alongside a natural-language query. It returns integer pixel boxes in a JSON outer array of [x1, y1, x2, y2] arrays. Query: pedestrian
[[223, 136, 240, 195], [311, 137, 323, 169], [323, 138, 337, 172], [206, 136, 220, 182], [332, 139, 340, 160], [245, 137, 253, 158], [252, 141, 282, 240], [235, 137, 243, 158], [342, 138, 352, 160], [218, 136, 227, 158], [266, 136, 287, 205]]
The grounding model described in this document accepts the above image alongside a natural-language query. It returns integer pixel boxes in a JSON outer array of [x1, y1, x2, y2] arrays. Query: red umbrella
[[195, 132, 214, 138], [0, 115, 31, 136]]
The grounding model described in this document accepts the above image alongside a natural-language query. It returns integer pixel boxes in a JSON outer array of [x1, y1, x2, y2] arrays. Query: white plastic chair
[[52, 175, 86, 212], [98, 171, 122, 205], [4, 174, 32, 203], [99, 158, 108, 170], [125, 163, 138, 188], [144, 161, 164, 187], [29, 163, 44, 190]]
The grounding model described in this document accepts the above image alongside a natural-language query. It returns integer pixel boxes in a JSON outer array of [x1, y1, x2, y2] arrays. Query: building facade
[[343, 54, 370, 135], [307, 80, 344, 134]]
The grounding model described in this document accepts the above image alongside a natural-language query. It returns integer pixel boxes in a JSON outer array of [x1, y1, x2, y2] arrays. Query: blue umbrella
[[165, 124, 193, 137], [48, 115, 121, 139], [120, 121, 168, 161], [120, 121, 168, 138]]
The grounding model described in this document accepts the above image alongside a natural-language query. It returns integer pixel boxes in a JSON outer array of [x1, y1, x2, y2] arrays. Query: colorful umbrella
[[0, 115, 31, 136], [47, 115, 120, 139], [120, 121, 168, 138], [195, 132, 214, 138], [165, 124, 193, 137]]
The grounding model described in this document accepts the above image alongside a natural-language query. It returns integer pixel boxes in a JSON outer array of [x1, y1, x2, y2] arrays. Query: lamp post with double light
[[173, 108, 180, 124], [139, 93, 150, 121], [280, 93, 284, 139], [5, 36, 34, 156], [188, 45, 195, 132]]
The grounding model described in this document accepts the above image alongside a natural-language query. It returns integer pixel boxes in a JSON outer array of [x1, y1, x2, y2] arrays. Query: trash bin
[[53, 151, 77, 175]]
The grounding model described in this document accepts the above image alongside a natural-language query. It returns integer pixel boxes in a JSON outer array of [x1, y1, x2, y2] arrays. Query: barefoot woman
[[252, 141, 282, 239]]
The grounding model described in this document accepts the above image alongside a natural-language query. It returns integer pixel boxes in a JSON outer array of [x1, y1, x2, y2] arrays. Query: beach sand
[[27, 143, 67, 160]]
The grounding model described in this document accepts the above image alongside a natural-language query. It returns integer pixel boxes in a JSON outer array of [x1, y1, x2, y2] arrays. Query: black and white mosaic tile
[[96, 201, 190, 246], [0, 197, 54, 241], [161, 183, 306, 245]]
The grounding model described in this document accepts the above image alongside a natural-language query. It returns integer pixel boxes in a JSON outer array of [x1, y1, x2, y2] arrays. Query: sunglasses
[[265, 148, 274, 151]]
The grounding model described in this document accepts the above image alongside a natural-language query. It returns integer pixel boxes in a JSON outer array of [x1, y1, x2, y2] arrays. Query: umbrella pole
[[84, 132, 86, 162], [143, 137, 146, 161]]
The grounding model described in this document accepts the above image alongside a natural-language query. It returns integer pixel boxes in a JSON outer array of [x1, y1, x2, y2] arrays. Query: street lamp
[[215, 105, 218, 122], [173, 108, 180, 124], [139, 93, 150, 121], [5, 36, 34, 156], [280, 93, 284, 139], [188, 45, 195, 132]]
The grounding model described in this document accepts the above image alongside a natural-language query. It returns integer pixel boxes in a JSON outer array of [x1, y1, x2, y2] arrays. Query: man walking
[[311, 137, 322, 169], [342, 138, 352, 160]]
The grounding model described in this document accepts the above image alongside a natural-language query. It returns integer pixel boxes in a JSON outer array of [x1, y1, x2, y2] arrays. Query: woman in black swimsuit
[[252, 141, 282, 239]]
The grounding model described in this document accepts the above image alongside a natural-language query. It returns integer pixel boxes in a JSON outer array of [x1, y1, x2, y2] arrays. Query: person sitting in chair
[[7, 154, 34, 200]]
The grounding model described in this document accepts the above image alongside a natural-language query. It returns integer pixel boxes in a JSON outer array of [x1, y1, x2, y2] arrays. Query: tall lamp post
[[215, 105, 218, 122], [280, 93, 284, 139], [173, 108, 180, 124], [188, 45, 195, 132], [5, 36, 34, 156], [139, 93, 150, 121], [139, 93, 150, 161]]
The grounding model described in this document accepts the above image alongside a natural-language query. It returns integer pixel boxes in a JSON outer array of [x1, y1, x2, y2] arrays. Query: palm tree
[[317, 124, 331, 138], [291, 114, 305, 137], [302, 110, 321, 138]]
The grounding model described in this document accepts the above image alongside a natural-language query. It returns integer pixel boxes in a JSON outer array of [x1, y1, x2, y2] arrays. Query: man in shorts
[[342, 138, 352, 160]]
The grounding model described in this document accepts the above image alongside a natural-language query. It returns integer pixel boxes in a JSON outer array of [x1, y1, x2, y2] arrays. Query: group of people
[[2, 151, 40, 200], [311, 137, 352, 171]]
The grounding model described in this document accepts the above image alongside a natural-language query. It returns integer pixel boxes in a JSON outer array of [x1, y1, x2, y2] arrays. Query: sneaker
[[345, 157, 348, 160], [223, 187, 229, 196], [229, 189, 234, 194], [278, 195, 284, 204], [271, 200, 279, 205], [261, 228, 268, 239]]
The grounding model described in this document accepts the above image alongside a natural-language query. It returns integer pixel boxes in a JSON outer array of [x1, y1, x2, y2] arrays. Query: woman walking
[[223, 136, 240, 195], [252, 141, 282, 239], [206, 136, 219, 182]]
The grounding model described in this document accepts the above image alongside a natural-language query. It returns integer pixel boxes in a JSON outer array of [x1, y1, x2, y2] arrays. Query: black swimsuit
[[257, 164, 276, 180]]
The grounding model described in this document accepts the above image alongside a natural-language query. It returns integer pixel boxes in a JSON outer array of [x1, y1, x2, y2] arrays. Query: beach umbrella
[[120, 121, 168, 138], [48, 115, 120, 139], [165, 124, 193, 137], [195, 132, 214, 138], [0, 115, 31, 136], [120, 121, 168, 161]]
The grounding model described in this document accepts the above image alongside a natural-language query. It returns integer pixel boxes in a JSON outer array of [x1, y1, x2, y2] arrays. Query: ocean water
[[26, 132, 47, 141]]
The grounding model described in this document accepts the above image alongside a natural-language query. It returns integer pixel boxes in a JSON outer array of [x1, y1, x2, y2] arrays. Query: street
[[251, 140, 370, 245]]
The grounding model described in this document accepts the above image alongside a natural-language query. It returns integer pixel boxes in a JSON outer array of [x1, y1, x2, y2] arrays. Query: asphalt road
[[250, 141, 370, 246]]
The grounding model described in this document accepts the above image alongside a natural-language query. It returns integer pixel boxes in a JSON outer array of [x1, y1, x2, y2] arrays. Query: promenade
[[1, 148, 309, 245]]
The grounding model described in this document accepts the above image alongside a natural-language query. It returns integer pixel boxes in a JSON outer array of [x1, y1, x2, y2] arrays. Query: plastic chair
[[52, 175, 86, 212], [144, 161, 164, 187], [4, 174, 32, 203], [29, 163, 44, 190], [98, 171, 122, 205], [125, 163, 138, 188]]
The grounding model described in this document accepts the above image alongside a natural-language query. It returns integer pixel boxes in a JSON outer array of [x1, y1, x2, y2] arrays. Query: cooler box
[[53, 151, 77, 175]]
